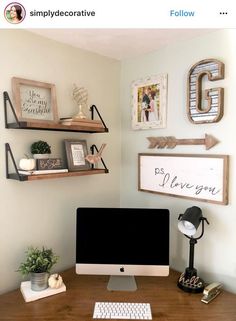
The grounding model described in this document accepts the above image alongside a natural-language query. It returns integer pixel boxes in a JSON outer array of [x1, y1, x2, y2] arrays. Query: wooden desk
[[0, 268, 236, 321]]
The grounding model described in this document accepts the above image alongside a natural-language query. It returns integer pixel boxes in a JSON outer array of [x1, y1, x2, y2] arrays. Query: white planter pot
[[33, 154, 51, 159]]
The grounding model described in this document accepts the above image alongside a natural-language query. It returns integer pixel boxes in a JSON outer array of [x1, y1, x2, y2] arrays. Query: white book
[[18, 169, 69, 175], [20, 281, 66, 302]]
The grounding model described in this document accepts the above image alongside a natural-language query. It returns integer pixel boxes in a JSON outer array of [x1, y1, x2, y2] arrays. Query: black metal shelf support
[[5, 143, 27, 181], [4, 91, 20, 128], [90, 144, 109, 173], [90, 105, 109, 132]]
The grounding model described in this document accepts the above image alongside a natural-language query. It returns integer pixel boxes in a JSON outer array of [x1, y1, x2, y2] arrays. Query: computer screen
[[76, 207, 169, 291]]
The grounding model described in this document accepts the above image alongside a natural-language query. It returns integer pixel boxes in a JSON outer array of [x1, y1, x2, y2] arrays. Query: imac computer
[[76, 207, 169, 291]]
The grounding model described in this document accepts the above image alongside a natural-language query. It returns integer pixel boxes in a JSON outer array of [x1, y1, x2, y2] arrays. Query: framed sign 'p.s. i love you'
[[138, 153, 229, 205]]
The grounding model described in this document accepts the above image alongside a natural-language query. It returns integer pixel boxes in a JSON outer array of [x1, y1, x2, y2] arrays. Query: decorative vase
[[30, 272, 49, 291], [33, 154, 51, 160]]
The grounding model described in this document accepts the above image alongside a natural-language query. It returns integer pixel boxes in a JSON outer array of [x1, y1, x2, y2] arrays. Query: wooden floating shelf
[[6, 121, 108, 133], [4, 92, 108, 133], [4, 92, 109, 181], [8, 169, 108, 181]]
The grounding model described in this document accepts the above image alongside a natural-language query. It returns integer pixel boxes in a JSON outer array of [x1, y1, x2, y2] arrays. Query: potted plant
[[31, 140, 51, 159], [17, 246, 59, 291]]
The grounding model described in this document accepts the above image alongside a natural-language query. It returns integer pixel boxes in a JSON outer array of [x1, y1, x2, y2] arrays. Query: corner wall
[[120, 29, 236, 293], [0, 30, 121, 294]]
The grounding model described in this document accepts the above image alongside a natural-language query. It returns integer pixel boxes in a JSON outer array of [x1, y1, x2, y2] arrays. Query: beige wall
[[120, 29, 236, 293], [0, 30, 121, 294]]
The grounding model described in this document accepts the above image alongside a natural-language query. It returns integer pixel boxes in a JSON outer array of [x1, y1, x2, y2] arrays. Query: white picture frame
[[131, 74, 167, 130]]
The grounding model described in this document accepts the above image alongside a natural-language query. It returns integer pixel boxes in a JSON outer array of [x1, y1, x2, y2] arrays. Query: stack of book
[[18, 169, 69, 175], [60, 117, 104, 128]]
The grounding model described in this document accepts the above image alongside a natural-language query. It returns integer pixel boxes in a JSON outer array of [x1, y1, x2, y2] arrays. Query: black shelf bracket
[[3, 91, 20, 128], [90, 105, 109, 132], [90, 144, 109, 173], [5, 143, 27, 181]]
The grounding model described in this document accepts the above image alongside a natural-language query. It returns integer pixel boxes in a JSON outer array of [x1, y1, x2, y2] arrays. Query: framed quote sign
[[11, 77, 59, 123], [64, 139, 90, 171], [138, 153, 229, 205]]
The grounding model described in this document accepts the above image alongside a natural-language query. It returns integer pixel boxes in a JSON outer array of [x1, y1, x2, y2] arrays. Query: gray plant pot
[[30, 272, 49, 291]]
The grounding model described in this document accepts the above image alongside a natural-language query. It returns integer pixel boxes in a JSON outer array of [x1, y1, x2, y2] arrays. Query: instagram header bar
[[0, 0, 235, 28]]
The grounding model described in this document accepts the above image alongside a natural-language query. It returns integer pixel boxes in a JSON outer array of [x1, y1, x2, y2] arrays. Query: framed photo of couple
[[131, 73, 167, 130]]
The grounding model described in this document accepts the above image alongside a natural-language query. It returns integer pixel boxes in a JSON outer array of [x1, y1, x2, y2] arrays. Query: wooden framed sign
[[138, 153, 229, 205], [12, 77, 59, 123]]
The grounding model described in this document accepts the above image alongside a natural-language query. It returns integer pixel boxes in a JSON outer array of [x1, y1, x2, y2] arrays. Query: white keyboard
[[93, 302, 152, 319]]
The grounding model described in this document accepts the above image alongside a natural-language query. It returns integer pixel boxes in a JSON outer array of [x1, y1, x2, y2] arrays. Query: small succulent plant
[[31, 140, 51, 155]]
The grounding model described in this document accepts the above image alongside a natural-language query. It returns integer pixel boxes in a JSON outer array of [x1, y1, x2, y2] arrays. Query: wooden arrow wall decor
[[147, 134, 219, 150]]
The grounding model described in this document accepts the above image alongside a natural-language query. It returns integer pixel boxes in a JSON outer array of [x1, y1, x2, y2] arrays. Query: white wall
[[0, 30, 121, 294], [120, 29, 236, 293]]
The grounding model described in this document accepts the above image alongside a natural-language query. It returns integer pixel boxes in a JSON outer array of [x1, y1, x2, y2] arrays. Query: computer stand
[[107, 276, 137, 291]]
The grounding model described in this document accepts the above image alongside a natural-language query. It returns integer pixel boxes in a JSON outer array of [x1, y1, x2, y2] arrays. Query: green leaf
[[17, 246, 59, 276]]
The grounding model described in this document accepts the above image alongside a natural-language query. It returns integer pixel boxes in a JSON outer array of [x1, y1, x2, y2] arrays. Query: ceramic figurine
[[85, 144, 107, 164]]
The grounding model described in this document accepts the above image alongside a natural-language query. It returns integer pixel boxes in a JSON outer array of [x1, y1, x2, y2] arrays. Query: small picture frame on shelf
[[64, 139, 90, 171], [11, 77, 59, 124]]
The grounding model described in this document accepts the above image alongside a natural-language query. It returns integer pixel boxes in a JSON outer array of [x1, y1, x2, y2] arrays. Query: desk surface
[[0, 268, 236, 321]]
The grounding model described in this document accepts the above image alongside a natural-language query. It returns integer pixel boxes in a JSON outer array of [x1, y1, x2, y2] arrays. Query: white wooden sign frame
[[138, 153, 229, 205]]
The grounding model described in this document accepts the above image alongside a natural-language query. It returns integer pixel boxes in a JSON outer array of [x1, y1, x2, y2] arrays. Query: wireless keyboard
[[93, 301, 152, 319]]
